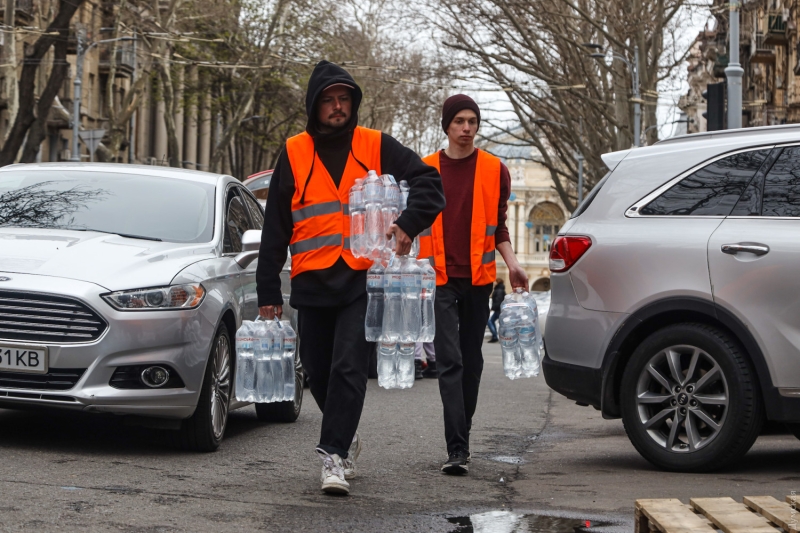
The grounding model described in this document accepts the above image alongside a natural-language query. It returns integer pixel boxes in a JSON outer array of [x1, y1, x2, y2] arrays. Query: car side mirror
[[235, 230, 261, 268]]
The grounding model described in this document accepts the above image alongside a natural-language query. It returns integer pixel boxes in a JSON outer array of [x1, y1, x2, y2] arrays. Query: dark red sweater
[[438, 149, 511, 279]]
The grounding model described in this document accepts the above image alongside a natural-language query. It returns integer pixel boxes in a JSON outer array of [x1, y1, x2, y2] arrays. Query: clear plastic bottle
[[377, 341, 398, 389], [235, 320, 257, 401], [365, 260, 385, 341], [349, 179, 365, 258], [269, 320, 285, 402], [517, 312, 540, 377], [397, 342, 416, 388], [364, 170, 384, 260], [281, 320, 297, 402], [418, 259, 436, 342], [382, 182, 400, 254], [381, 256, 403, 342], [499, 315, 522, 379], [253, 318, 273, 403], [400, 256, 422, 342]]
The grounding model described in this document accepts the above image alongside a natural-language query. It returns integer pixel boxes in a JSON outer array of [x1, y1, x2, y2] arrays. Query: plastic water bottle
[[418, 259, 436, 342], [517, 312, 540, 377], [364, 171, 384, 260], [365, 260, 385, 341], [235, 320, 257, 401], [400, 256, 421, 342], [377, 341, 398, 389], [281, 320, 297, 402], [270, 320, 285, 402], [253, 318, 273, 403], [382, 182, 400, 253], [381, 256, 403, 342], [499, 316, 522, 379], [349, 179, 365, 258], [397, 342, 415, 388]]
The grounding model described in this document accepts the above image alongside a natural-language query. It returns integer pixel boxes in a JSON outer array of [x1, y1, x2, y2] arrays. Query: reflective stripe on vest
[[418, 149, 501, 286], [286, 127, 381, 278]]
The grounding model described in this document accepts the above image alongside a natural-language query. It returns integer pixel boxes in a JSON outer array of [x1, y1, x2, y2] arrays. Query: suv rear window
[[570, 172, 610, 219], [640, 149, 771, 216], [761, 146, 800, 217]]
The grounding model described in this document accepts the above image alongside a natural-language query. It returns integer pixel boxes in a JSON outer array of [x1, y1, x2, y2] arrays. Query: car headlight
[[102, 284, 206, 311]]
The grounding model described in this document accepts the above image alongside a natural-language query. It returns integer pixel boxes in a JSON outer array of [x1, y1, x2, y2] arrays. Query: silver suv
[[543, 124, 800, 472]]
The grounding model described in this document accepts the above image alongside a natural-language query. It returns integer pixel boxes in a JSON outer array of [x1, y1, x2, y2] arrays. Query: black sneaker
[[488, 337, 499, 343], [441, 449, 470, 475], [415, 359, 424, 380], [422, 360, 437, 378]]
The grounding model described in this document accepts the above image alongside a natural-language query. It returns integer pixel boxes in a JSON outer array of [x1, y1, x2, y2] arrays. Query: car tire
[[255, 348, 303, 423], [620, 323, 764, 472], [171, 323, 232, 452]]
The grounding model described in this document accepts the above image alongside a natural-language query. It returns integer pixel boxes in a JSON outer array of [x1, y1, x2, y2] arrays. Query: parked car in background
[[243, 169, 273, 207], [543, 124, 800, 472], [0, 163, 302, 451]]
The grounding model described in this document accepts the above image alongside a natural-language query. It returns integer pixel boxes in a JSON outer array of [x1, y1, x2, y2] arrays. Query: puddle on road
[[448, 510, 606, 532]]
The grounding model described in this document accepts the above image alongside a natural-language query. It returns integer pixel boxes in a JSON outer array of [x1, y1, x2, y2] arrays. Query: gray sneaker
[[342, 432, 362, 480], [316, 448, 350, 495]]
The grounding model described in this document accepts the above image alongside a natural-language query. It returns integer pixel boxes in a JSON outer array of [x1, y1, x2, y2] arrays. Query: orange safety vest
[[286, 126, 380, 277], [418, 149, 501, 286]]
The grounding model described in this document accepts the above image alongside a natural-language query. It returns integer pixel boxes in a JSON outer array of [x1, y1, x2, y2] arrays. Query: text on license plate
[[0, 345, 48, 374]]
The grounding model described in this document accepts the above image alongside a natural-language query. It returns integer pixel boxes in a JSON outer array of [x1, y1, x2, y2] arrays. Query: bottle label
[[386, 273, 402, 289], [401, 273, 417, 288], [260, 339, 271, 350], [367, 274, 383, 288], [238, 338, 254, 349], [421, 274, 436, 290], [284, 339, 296, 352]]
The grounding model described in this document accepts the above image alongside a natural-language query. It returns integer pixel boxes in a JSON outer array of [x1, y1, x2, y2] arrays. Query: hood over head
[[305, 61, 363, 138]]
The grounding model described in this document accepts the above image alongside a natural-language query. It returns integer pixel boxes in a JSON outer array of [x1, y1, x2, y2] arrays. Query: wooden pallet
[[635, 495, 799, 533]]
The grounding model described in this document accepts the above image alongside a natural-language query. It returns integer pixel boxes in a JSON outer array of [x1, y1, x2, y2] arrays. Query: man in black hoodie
[[257, 61, 445, 495]]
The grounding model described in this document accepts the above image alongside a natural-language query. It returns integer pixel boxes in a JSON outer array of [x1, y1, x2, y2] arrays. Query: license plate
[[0, 344, 48, 374]]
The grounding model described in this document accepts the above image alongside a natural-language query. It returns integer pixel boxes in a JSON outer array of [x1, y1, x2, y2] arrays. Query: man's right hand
[[259, 305, 283, 320]]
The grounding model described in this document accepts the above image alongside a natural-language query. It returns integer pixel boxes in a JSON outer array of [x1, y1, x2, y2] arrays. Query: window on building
[[639, 149, 771, 216], [528, 202, 565, 254]]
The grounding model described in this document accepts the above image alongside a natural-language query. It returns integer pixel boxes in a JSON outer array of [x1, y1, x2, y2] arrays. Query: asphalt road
[[0, 342, 797, 532]]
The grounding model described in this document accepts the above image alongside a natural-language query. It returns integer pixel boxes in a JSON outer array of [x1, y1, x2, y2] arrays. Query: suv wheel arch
[[600, 297, 780, 420]]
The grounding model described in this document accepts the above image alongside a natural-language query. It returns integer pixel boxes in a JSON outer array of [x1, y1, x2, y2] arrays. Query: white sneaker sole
[[321, 479, 350, 495]]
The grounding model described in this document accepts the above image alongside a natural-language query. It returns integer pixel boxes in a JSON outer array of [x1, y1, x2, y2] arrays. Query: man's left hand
[[386, 224, 412, 256], [508, 264, 529, 291]]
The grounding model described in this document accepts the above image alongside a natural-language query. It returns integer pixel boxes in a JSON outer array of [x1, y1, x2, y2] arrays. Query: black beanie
[[441, 94, 481, 133]]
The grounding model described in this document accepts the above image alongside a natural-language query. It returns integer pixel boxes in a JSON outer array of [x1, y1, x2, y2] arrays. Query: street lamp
[[71, 34, 137, 162], [586, 44, 642, 148]]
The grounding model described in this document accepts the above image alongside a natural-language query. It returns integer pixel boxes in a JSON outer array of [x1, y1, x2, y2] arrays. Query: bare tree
[[430, 0, 698, 210]]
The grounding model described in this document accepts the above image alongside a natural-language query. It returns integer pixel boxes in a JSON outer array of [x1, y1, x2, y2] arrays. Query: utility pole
[[70, 27, 86, 162], [725, 0, 743, 129], [128, 37, 137, 164], [633, 45, 641, 147], [576, 153, 585, 205]]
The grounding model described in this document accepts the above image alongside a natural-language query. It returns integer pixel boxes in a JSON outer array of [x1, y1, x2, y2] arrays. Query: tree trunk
[[2, 0, 17, 142], [0, 0, 84, 166]]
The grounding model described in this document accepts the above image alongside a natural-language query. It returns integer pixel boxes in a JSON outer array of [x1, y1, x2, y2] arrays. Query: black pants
[[297, 293, 372, 458], [432, 278, 492, 454]]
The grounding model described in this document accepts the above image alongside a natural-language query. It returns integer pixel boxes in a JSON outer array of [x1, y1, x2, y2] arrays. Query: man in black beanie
[[419, 94, 528, 474], [257, 61, 445, 494]]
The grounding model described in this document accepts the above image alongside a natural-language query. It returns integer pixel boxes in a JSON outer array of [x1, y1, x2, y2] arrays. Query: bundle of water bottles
[[365, 255, 436, 389], [348, 170, 419, 260], [234, 317, 297, 402], [499, 289, 542, 379]]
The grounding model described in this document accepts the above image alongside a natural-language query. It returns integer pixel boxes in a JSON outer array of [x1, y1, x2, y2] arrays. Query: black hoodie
[[257, 61, 446, 308]]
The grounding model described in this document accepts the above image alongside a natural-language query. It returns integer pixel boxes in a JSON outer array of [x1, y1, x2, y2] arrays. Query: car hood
[[0, 228, 217, 291]]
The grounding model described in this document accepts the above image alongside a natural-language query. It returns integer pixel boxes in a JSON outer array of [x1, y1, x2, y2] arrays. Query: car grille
[[0, 368, 86, 390], [0, 290, 108, 343]]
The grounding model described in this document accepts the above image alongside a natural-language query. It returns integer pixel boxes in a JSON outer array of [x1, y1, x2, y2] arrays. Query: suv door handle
[[721, 243, 770, 256]]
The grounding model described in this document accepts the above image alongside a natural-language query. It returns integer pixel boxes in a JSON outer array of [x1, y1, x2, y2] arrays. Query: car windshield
[[0, 170, 215, 243], [246, 174, 271, 201]]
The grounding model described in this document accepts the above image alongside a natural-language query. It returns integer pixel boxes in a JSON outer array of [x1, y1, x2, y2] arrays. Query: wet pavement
[[0, 342, 795, 532]]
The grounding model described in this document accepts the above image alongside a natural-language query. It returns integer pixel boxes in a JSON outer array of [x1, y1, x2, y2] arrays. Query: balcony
[[0, 0, 34, 25], [98, 42, 135, 77], [763, 13, 788, 45], [751, 32, 776, 64]]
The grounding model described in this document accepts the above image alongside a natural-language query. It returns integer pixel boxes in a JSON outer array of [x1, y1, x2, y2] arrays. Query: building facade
[[680, 0, 800, 131]]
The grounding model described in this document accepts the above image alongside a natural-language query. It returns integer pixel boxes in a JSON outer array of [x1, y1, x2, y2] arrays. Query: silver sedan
[[0, 163, 302, 451]]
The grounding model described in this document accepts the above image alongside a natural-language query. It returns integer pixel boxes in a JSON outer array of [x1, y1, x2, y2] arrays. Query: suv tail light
[[549, 236, 592, 272]]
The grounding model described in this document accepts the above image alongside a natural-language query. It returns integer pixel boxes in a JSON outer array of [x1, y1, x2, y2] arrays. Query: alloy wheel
[[211, 333, 231, 439], [635, 344, 729, 452]]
